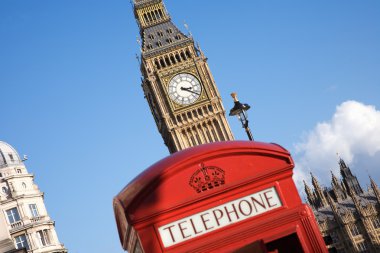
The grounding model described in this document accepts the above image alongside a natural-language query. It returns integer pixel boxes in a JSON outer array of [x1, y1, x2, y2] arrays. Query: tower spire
[[310, 172, 328, 208], [339, 157, 363, 195], [370, 176, 380, 204], [304, 180, 316, 208], [331, 171, 346, 200]]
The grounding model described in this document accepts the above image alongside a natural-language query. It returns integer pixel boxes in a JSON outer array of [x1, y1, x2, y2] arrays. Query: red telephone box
[[114, 141, 327, 253]]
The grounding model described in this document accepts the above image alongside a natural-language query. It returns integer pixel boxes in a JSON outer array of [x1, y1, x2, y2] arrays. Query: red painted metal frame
[[114, 141, 327, 253]]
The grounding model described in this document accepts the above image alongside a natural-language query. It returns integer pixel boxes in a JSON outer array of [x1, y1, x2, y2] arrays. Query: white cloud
[[293, 100, 380, 189]]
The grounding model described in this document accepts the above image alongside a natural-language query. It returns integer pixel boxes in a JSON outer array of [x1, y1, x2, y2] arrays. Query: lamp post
[[229, 92, 254, 141]]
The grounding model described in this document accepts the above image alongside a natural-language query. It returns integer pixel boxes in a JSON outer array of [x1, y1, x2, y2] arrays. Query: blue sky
[[1, 1, 380, 252]]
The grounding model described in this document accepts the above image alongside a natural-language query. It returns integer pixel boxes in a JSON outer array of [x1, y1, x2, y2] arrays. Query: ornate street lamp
[[229, 92, 254, 141]]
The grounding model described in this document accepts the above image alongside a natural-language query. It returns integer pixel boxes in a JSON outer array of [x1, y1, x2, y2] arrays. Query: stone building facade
[[0, 141, 67, 253], [304, 158, 380, 253]]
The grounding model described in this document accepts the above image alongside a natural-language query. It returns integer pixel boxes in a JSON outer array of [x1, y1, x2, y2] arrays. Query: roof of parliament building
[[304, 158, 380, 252]]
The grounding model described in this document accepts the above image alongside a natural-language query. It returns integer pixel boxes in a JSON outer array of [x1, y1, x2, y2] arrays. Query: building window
[[29, 204, 39, 217], [2, 186, 7, 193], [357, 241, 369, 252], [373, 219, 380, 228], [17, 169, 22, 174], [157, 31, 163, 37], [323, 235, 333, 245], [37, 229, 51, 246], [15, 234, 30, 250], [351, 224, 360, 236], [6, 207, 21, 224], [330, 231, 339, 243], [9, 153, 14, 162]]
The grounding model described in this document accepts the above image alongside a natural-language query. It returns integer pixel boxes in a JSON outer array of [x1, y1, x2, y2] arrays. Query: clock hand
[[180, 86, 200, 95]]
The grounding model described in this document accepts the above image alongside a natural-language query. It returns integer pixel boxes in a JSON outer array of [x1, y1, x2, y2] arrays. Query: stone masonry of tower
[[134, 0, 234, 153], [0, 141, 67, 253], [304, 158, 380, 253]]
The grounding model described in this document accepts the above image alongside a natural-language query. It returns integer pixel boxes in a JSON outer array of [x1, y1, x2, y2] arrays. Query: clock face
[[168, 73, 202, 105]]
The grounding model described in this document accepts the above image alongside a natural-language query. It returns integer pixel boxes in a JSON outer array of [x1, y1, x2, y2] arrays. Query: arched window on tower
[[154, 10, 160, 19], [151, 11, 157, 21], [187, 130, 195, 146], [180, 51, 186, 61], [182, 130, 190, 147], [165, 56, 171, 66], [193, 127, 201, 144], [204, 124, 213, 142], [190, 135, 196, 146], [175, 53, 181, 62], [170, 55, 176, 64], [214, 120, 225, 141], [186, 49, 192, 58], [158, 9, 164, 18], [209, 123, 218, 141], [160, 58, 165, 67], [147, 12, 153, 22], [197, 125, 205, 142], [154, 59, 161, 70]]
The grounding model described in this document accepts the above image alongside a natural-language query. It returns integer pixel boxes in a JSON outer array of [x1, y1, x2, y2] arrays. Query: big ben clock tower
[[134, 0, 234, 153]]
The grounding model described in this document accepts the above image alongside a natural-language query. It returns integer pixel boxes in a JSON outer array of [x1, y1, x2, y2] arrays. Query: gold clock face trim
[[168, 73, 202, 105]]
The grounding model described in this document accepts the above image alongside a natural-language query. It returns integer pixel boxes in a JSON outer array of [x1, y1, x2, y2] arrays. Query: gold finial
[[231, 92, 239, 102]]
